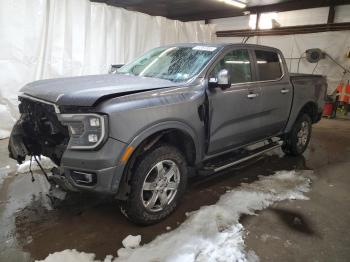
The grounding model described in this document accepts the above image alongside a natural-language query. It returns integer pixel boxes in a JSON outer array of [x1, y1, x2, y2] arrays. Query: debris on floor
[[36, 170, 312, 262]]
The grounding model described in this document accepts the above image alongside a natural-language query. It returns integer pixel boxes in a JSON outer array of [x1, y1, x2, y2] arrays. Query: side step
[[199, 140, 283, 175]]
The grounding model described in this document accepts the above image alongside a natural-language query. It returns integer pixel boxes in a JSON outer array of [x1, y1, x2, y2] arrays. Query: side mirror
[[109, 64, 124, 74], [208, 69, 231, 89]]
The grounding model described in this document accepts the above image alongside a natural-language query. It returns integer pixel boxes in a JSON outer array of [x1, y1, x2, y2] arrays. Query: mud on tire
[[282, 113, 312, 156]]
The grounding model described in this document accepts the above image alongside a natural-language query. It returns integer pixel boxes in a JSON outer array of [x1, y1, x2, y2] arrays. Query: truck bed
[[285, 73, 327, 132]]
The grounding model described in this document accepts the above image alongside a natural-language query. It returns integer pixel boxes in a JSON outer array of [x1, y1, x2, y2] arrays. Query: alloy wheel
[[141, 160, 180, 212]]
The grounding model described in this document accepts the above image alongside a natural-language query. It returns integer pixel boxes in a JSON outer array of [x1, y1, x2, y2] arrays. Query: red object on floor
[[323, 102, 333, 117]]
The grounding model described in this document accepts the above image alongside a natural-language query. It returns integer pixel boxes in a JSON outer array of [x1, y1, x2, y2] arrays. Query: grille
[[17, 96, 69, 165], [19, 97, 57, 115]]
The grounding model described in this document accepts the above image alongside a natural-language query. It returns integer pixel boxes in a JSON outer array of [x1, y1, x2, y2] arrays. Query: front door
[[207, 48, 262, 155]]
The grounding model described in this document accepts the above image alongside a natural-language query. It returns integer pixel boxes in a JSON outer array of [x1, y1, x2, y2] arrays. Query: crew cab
[[9, 43, 327, 224]]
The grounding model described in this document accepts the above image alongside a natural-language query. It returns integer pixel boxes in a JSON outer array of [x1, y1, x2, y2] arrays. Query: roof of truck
[[162, 42, 280, 52]]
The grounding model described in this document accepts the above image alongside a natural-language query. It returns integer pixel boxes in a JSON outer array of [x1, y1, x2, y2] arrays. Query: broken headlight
[[58, 114, 108, 150]]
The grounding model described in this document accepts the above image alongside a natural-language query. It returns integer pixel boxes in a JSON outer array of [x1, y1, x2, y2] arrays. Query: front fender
[[125, 120, 201, 164], [111, 120, 203, 198]]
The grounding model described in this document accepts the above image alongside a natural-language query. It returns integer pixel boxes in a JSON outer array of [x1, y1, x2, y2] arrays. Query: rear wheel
[[282, 113, 312, 156], [121, 144, 187, 225]]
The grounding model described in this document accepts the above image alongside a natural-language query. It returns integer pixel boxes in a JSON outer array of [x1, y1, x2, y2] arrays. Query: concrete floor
[[0, 118, 349, 262]]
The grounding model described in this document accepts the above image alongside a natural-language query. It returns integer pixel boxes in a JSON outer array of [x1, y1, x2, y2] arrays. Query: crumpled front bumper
[[9, 120, 129, 195]]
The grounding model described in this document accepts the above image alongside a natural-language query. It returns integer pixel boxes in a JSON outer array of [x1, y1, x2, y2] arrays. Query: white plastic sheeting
[[0, 0, 215, 139], [269, 7, 329, 27], [335, 5, 350, 23], [217, 31, 350, 95]]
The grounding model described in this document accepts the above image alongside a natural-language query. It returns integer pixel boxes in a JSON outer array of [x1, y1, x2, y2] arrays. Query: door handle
[[281, 88, 290, 94], [247, 93, 259, 99]]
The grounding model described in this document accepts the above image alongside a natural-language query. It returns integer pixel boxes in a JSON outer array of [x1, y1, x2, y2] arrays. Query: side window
[[210, 49, 252, 84], [255, 50, 283, 81]]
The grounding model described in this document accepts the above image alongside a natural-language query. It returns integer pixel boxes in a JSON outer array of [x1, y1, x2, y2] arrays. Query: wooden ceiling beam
[[216, 22, 350, 37]]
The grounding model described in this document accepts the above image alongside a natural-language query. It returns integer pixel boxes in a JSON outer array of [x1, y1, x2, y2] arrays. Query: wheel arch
[[299, 101, 319, 123], [115, 121, 199, 199], [285, 100, 319, 133]]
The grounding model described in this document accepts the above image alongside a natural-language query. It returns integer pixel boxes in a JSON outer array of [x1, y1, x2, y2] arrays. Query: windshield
[[117, 46, 219, 82]]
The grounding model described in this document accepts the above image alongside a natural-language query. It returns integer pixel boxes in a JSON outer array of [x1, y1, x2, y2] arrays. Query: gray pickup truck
[[9, 43, 326, 224]]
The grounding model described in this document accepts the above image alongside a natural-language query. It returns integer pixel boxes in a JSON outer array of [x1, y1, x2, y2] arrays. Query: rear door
[[207, 48, 262, 154], [253, 49, 293, 137]]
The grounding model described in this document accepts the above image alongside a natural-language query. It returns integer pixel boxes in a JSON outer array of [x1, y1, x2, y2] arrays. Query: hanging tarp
[[0, 0, 215, 138]]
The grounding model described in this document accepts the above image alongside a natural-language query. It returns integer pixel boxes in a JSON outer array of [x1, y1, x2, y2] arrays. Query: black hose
[[297, 53, 306, 73], [33, 155, 50, 182], [325, 53, 350, 74], [29, 156, 35, 182], [312, 61, 319, 74]]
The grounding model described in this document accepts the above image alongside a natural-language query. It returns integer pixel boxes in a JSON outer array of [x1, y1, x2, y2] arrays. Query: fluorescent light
[[219, 0, 246, 9]]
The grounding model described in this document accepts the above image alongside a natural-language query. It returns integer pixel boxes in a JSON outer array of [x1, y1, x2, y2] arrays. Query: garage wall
[[334, 5, 350, 23], [0, 0, 215, 139], [270, 7, 329, 27], [211, 16, 251, 31], [212, 6, 350, 95]]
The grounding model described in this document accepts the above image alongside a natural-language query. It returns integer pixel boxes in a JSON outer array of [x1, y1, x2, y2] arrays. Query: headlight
[[58, 114, 108, 150]]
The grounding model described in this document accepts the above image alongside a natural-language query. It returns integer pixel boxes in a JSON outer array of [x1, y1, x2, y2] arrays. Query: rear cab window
[[254, 50, 283, 81]]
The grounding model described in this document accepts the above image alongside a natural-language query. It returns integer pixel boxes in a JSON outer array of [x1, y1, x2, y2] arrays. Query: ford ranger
[[8, 43, 327, 224]]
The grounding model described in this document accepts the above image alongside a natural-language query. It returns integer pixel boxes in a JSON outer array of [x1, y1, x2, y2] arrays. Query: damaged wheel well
[[116, 129, 196, 199]]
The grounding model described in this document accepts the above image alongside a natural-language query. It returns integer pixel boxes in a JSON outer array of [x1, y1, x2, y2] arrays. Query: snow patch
[[17, 156, 56, 174], [0, 165, 11, 185], [36, 249, 113, 262], [37, 170, 312, 262], [122, 235, 141, 249]]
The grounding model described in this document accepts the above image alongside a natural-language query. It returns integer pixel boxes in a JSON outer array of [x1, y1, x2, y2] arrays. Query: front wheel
[[121, 144, 188, 225], [282, 113, 312, 156]]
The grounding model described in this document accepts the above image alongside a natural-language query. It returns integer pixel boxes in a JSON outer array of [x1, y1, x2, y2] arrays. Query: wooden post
[[327, 5, 335, 24]]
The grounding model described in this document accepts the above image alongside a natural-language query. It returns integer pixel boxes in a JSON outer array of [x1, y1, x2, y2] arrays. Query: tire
[[121, 144, 188, 225], [282, 113, 312, 156]]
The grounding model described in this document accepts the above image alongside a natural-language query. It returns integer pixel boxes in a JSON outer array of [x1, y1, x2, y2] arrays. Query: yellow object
[[121, 146, 134, 163]]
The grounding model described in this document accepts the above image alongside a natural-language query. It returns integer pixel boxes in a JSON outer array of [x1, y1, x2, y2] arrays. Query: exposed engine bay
[[8, 97, 69, 165]]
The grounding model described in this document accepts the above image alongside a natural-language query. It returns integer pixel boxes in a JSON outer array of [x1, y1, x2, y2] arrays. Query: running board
[[199, 140, 283, 175]]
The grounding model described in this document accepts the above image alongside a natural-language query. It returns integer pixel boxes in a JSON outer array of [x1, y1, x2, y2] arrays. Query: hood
[[20, 74, 180, 107]]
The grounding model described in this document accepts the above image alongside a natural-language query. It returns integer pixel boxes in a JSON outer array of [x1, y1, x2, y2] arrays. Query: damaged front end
[[8, 93, 125, 198], [8, 96, 69, 165]]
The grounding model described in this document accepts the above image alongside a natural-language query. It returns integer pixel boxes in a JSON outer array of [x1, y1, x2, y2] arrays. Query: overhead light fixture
[[219, 0, 246, 9]]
